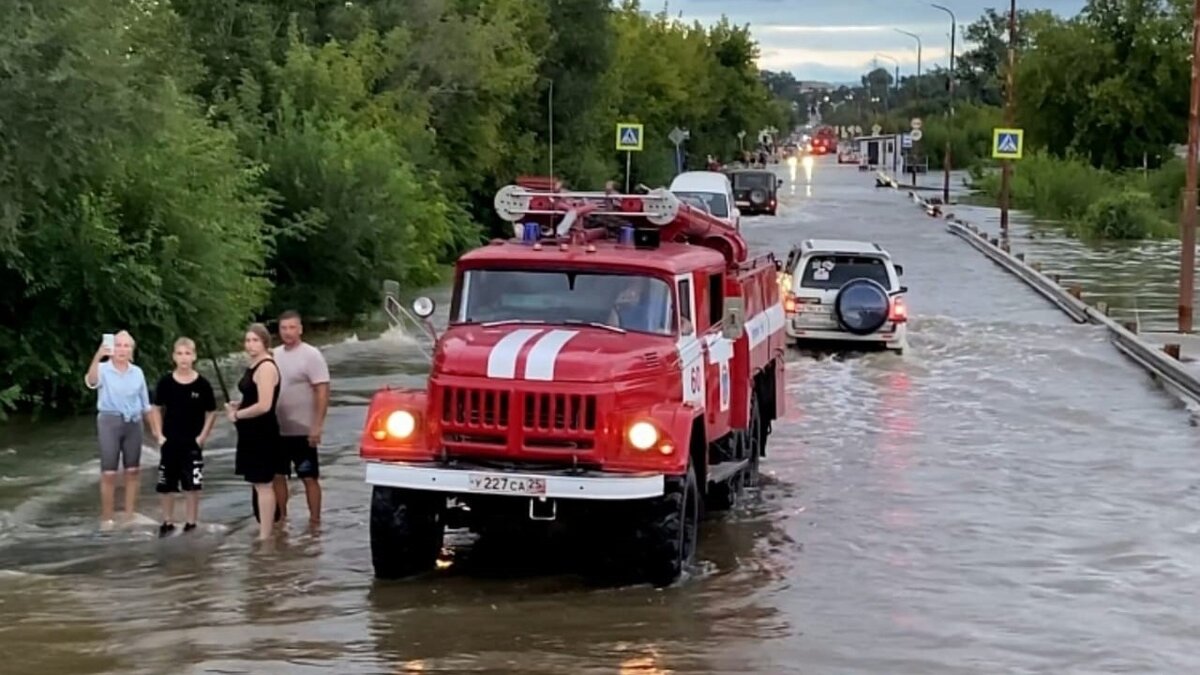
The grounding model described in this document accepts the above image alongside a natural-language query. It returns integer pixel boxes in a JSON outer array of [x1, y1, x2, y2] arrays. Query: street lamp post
[[931, 3, 957, 204], [874, 53, 900, 108], [895, 29, 923, 105]]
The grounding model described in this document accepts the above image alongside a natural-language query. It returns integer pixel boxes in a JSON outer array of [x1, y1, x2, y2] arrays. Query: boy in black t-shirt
[[149, 337, 217, 536]]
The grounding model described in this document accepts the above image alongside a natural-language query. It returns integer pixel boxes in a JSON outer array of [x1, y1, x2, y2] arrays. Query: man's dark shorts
[[156, 439, 203, 493], [279, 435, 320, 479]]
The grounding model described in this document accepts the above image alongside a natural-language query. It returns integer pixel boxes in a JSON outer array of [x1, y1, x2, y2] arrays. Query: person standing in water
[[272, 310, 330, 526], [149, 337, 217, 536], [84, 330, 152, 529], [227, 323, 282, 540]]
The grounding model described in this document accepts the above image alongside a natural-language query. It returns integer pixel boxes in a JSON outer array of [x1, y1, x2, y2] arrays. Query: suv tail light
[[889, 296, 908, 322], [784, 291, 796, 314]]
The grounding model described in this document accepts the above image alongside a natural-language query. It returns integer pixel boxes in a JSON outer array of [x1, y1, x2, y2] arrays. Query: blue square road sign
[[992, 128, 1024, 159], [616, 123, 644, 152]]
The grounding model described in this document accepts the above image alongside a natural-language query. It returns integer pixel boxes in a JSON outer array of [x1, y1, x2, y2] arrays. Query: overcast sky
[[665, 0, 1086, 83]]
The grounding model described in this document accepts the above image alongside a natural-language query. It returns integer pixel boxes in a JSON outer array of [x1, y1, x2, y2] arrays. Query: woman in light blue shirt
[[85, 330, 151, 529]]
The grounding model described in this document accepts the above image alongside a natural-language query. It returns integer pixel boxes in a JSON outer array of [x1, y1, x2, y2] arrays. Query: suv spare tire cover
[[834, 278, 890, 335], [749, 188, 768, 205]]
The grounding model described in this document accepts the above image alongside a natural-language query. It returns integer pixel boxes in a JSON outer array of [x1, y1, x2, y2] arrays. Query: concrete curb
[[891, 184, 1200, 406]]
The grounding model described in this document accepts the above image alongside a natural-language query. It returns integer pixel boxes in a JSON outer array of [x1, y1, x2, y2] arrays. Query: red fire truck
[[360, 177, 787, 586], [810, 126, 838, 155]]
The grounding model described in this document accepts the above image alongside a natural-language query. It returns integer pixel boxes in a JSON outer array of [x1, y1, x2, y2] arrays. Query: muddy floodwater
[[4, 159, 1200, 674]]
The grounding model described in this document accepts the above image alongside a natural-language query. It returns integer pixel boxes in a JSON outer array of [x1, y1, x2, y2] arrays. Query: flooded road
[[4, 159, 1200, 674]]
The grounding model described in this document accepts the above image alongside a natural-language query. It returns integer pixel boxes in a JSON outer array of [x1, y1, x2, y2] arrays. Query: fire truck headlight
[[628, 421, 659, 450], [385, 410, 416, 439]]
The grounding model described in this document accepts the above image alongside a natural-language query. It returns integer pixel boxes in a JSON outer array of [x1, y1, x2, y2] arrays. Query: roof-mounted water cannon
[[494, 183, 680, 228], [492, 177, 749, 263]]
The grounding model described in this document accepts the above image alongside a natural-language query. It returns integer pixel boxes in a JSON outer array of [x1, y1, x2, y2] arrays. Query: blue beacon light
[[521, 222, 540, 244], [618, 223, 635, 247]]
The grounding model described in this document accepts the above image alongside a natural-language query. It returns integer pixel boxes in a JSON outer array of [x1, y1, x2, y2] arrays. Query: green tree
[[0, 0, 268, 413]]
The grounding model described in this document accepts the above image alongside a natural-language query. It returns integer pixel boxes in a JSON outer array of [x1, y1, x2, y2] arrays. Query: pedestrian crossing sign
[[616, 123, 644, 152], [992, 128, 1024, 159]]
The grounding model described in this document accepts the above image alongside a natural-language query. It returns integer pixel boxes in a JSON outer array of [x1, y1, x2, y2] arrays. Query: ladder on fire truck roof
[[492, 180, 750, 263], [494, 184, 682, 231]]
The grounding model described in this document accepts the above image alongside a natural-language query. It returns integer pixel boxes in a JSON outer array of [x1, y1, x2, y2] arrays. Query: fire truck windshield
[[459, 269, 675, 335]]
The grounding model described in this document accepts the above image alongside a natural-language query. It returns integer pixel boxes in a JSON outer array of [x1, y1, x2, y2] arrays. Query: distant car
[[780, 239, 908, 353], [726, 169, 782, 216], [669, 171, 741, 229]]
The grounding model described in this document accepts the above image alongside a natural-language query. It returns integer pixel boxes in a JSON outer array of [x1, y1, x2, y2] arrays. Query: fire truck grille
[[441, 387, 510, 429], [522, 393, 597, 432]]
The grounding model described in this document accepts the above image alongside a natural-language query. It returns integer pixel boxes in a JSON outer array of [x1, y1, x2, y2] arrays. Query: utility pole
[[932, 4, 956, 205], [998, 0, 1017, 239], [1178, 0, 1200, 332]]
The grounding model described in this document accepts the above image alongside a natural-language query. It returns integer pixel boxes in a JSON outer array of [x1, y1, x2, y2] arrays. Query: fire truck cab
[[360, 178, 787, 586]]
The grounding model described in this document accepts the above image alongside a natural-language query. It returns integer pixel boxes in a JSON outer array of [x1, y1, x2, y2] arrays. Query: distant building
[[796, 81, 834, 94]]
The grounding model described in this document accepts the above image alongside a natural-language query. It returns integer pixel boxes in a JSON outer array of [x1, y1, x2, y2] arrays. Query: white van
[[669, 171, 740, 229]]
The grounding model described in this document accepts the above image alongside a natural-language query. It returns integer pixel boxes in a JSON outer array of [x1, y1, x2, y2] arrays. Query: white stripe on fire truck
[[486, 328, 543, 379], [522, 329, 579, 381], [746, 302, 785, 349]]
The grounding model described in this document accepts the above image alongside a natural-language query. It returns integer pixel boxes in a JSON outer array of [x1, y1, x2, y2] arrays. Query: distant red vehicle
[[810, 127, 838, 155]]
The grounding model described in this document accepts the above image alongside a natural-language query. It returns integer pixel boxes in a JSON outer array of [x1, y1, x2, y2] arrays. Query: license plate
[[799, 303, 830, 314], [468, 473, 547, 496]]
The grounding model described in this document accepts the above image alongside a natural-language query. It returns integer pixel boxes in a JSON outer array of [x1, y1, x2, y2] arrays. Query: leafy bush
[[1077, 190, 1172, 240], [971, 151, 1117, 221]]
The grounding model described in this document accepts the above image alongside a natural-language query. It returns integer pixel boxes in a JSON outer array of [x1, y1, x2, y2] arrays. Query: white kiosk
[[853, 134, 906, 178]]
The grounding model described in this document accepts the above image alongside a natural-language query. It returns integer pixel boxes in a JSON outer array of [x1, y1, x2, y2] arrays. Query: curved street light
[[930, 3, 957, 204], [873, 52, 900, 92], [894, 28, 923, 100]]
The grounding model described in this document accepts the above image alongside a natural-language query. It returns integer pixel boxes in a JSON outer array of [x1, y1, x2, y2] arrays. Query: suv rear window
[[800, 255, 891, 290], [732, 173, 771, 189]]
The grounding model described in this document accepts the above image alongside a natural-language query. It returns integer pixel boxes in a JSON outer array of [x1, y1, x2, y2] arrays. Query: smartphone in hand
[[101, 333, 114, 362]]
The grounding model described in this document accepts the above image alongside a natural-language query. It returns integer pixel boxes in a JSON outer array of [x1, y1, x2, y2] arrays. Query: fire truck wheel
[[744, 390, 763, 487], [370, 486, 445, 579], [640, 462, 700, 587]]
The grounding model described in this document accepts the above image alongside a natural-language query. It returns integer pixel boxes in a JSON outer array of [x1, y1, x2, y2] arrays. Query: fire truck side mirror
[[721, 298, 745, 341]]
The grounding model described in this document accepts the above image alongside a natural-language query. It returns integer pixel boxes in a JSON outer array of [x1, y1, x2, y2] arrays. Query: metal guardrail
[[895, 186, 1200, 407], [946, 222, 1089, 324]]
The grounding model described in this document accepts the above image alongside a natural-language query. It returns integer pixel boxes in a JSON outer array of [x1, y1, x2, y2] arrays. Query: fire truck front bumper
[[365, 461, 666, 500]]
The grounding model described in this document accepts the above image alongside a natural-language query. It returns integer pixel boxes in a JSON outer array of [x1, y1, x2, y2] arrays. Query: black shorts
[[156, 439, 203, 493], [279, 435, 320, 479]]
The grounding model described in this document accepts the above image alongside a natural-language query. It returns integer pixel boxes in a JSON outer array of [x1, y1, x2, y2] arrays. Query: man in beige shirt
[[273, 310, 331, 525]]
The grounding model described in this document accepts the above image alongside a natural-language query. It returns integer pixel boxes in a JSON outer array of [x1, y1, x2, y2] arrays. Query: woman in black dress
[[225, 323, 282, 540]]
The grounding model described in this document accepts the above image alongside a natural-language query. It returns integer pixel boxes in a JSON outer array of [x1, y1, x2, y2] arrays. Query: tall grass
[[968, 152, 1174, 240]]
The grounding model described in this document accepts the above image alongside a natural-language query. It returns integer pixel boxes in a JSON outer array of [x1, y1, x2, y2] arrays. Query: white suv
[[780, 239, 908, 353]]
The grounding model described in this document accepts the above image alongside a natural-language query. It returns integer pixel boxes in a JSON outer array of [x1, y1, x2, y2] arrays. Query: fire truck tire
[[370, 486, 445, 579], [639, 462, 699, 587], [745, 390, 763, 486]]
